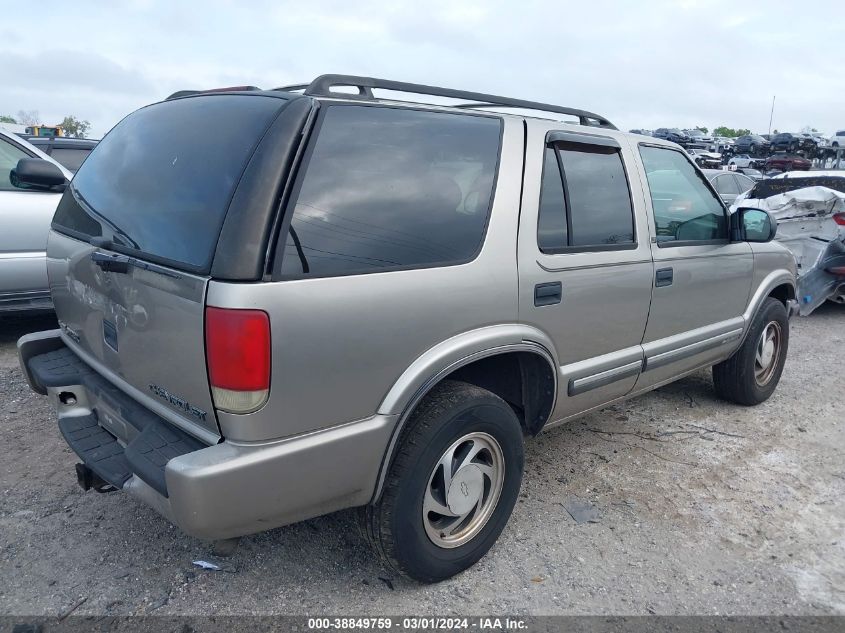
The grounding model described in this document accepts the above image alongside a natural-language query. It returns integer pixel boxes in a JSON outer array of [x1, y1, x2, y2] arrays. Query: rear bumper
[[17, 330, 396, 540]]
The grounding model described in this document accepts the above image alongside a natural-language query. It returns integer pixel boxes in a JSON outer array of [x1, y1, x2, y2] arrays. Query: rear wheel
[[713, 298, 789, 405], [362, 380, 524, 582]]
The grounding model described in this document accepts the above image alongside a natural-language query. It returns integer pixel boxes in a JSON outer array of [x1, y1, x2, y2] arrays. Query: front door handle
[[655, 267, 674, 287], [534, 281, 562, 306]]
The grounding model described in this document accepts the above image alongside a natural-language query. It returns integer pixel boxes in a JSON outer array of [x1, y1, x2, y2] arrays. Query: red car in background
[[765, 153, 811, 172]]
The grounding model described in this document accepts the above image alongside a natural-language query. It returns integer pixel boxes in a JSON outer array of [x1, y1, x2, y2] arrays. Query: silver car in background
[[703, 168, 756, 205], [0, 129, 71, 312]]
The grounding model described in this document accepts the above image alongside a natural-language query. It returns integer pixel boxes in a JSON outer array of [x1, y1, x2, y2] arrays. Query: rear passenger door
[[632, 143, 752, 390], [517, 122, 654, 422]]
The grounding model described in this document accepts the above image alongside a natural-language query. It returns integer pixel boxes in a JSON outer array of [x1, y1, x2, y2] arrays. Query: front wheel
[[362, 380, 524, 582], [713, 298, 789, 405]]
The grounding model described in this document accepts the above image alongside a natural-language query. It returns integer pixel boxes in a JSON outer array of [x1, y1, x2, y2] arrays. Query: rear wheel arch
[[445, 350, 557, 436], [371, 346, 557, 503]]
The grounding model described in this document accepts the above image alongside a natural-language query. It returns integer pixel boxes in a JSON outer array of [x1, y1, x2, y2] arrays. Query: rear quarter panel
[[207, 116, 525, 442]]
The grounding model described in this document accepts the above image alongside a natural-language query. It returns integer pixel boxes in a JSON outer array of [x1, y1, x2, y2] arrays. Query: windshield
[[52, 94, 286, 272]]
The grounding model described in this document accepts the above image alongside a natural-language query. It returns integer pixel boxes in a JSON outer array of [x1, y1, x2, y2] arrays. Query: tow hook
[[75, 463, 118, 493]]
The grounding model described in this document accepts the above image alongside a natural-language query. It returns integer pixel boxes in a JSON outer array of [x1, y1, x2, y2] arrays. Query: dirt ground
[[0, 306, 843, 617]]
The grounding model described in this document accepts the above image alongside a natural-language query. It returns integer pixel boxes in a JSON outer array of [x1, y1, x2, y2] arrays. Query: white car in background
[[830, 130, 845, 147], [0, 129, 72, 312], [728, 154, 761, 169], [713, 136, 735, 153]]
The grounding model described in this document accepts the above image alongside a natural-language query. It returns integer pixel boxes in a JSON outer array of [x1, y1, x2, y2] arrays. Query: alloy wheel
[[422, 432, 505, 549]]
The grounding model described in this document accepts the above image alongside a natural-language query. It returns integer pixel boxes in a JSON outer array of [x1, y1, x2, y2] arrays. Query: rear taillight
[[205, 307, 270, 414], [833, 213, 845, 226]]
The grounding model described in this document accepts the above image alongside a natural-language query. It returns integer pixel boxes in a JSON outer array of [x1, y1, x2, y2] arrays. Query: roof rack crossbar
[[290, 74, 617, 129], [452, 102, 611, 127]]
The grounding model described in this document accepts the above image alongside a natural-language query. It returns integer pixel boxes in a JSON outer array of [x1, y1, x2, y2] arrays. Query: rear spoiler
[[166, 86, 261, 100]]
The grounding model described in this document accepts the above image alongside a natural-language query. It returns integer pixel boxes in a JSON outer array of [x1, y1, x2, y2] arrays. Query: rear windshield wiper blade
[[90, 251, 131, 273], [89, 251, 181, 278]]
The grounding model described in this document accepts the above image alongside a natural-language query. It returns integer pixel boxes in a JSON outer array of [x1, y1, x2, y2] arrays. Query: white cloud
[[0, 0, 842, 137]]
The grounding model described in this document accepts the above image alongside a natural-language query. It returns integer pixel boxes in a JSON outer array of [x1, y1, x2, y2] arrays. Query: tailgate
[[48, 230, 219, 440], [40, 92, 306, 442]]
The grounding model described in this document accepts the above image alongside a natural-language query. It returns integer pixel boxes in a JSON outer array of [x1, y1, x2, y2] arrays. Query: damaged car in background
[[687, 147, 722, 169], [733, 174, 845, 315]]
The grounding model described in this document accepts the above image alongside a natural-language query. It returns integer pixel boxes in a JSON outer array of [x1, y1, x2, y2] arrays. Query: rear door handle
[[534, 281, 562, 306], [655, 267, 674, 287]]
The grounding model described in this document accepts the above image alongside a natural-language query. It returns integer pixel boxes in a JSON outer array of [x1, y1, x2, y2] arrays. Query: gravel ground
[[0, 307, 843, 617]]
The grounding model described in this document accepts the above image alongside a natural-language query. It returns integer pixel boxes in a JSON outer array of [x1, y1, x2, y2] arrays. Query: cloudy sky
[[1, 0, 842, 138]]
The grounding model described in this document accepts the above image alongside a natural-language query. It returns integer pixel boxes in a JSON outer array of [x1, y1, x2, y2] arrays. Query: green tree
[[696, 126, 709, 134], [60, 115, 92, 138], [713, 126, 752, 138], [0, 115, 16, 124]]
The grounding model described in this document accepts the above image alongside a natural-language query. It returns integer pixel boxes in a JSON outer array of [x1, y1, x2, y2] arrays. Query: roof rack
[[275, 74, 617, 130]]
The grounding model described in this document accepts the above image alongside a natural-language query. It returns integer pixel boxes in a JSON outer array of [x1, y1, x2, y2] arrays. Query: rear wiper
[[89, 250, 182, 278], [91, 251, 130, 273]]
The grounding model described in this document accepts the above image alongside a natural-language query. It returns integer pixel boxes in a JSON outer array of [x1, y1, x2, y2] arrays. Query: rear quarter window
[[278, 105, 502, 277]]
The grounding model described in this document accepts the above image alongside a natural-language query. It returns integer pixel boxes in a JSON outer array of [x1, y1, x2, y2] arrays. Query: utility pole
[[768, 95, 775, 136]]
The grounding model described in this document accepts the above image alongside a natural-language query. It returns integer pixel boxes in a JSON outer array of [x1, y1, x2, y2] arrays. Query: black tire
[[362, 380, 524, 582], [713, 298, 789, 406]]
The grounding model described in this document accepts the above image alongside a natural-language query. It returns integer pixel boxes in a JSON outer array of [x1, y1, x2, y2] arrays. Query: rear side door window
[[638, 145, 727, 245], [537, 138, 635, 252], [278, 105, 502, 277], [733, 173, 755, 193], [712, 174, 740, 197]]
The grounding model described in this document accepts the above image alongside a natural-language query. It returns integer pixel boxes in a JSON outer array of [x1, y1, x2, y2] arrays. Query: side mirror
[[731, 207, 777, 243], [10, 158, 67, 191]]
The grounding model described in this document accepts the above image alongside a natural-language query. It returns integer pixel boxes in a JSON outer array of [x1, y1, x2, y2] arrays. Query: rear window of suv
[[52, 94, 285, 272], [278, 105, 502, 277]]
